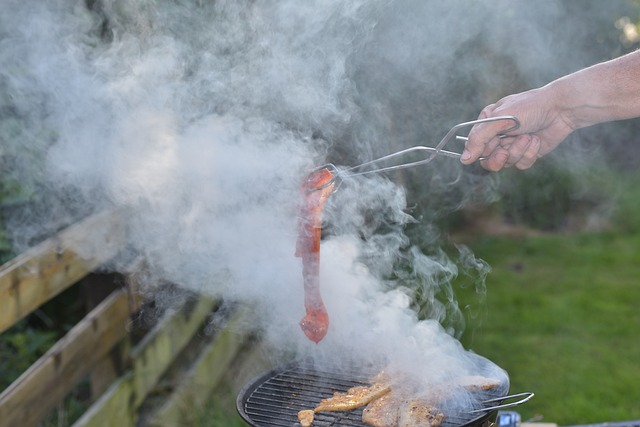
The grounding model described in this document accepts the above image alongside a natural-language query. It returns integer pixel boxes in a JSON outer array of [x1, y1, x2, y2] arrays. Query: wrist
[[545, 71, 610, 131], [539, 78, 583, 131]]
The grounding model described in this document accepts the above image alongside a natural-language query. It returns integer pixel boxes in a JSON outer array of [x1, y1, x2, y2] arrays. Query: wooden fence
[[0, 210, 263, 427]]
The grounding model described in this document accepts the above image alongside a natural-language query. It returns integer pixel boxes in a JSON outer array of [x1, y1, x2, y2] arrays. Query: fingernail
[[461, 150, 471, 162]]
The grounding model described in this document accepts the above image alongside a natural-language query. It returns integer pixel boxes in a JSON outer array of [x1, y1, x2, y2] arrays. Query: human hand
[[461, 86, 575, 171]]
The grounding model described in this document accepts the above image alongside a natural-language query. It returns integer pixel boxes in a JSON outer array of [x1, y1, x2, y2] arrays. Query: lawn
[[459, 231, 640, 425]]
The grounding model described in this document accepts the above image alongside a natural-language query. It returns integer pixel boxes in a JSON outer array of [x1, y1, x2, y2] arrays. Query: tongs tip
[[304, 163, 341, 193]]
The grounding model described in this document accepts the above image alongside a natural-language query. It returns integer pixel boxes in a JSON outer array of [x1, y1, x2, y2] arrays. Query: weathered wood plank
[[72, 373, 136, 427], [0, 210, 126, 334], [0, 287, 137, 427], [89, 339, 130, 402], [147, 308, 248, 426], [73, 296, 220, 427], [131, 296, 218, 407]]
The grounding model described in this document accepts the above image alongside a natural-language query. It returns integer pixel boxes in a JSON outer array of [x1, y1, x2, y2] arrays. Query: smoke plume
[[2, 0, 635, 401]]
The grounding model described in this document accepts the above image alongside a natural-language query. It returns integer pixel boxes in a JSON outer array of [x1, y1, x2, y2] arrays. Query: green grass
[[458, 231, 640, 425]]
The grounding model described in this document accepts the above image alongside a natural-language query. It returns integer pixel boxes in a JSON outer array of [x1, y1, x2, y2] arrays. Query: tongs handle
[[347, 115, 520, 176], [304, 115, 520, 193], [469, 392, 535, 414]]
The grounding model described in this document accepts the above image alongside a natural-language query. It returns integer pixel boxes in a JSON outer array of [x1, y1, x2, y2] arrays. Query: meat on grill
[[457, 375, 501, 391], [362, 393, 403, 427], [361, 391, 445, 427], [315, 382, 392, 412], [397, 399, 446, 427], [297, 370, 500, 427], [298, 409, 315, 427], [297, 381, 391, 426]]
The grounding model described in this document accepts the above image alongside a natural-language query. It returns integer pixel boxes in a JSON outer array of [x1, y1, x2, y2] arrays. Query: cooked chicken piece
[[297, 370, 498, 427], [362, 393, 401, 427], [403, 374, 502, 407], [458, 375, 501, 391], [315, 382, 391, 412], [397, 399, 446, 427], [361, 389, 446, 427], [297, 409, 315, 427], [296, 381, 391, 426]]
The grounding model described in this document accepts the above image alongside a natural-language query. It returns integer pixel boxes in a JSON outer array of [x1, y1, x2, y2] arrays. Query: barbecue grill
[[236, 359, 533, 427]]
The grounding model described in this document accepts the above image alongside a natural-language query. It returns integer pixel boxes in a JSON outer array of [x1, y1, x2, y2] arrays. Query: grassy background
[[459, 232, 640, 425], [455, 173, 640, 425]]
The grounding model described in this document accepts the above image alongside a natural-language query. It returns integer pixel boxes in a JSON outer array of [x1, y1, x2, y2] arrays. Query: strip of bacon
[[295, 166, 335, 343]]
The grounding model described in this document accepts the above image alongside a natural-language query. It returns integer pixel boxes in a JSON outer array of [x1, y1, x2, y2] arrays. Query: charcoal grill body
[[237, 360, 509, 427]]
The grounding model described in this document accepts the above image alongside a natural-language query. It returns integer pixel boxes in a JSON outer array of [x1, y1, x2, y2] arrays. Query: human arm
[[461, 50, 640, 171]]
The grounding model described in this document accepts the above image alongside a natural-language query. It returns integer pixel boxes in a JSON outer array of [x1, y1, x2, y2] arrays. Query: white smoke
[[6, 0, 621, 398], [0, 0, 504, 390]]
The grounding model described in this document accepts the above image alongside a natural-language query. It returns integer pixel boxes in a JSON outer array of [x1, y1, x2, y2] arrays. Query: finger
[[479, 146, 509, 171], [461, 106, 502, 164], [514, 136, 541, 170], [503, 135, 532, 167], [463, 116, 522, 164], [480, 135, 503, 158]]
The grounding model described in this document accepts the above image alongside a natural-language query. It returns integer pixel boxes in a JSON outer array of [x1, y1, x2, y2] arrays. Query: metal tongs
[[308, 116, 520, 192], [469, 391, 535, 414]]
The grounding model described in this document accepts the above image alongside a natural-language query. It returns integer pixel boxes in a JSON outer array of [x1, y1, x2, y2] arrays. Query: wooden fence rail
[[0, 210, 256, 427]]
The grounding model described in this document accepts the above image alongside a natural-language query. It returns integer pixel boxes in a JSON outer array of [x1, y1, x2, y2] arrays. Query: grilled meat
[[458, 375, 501, 391], [315, 382, 391, 412], [296, 166, 335, 343], [297, 381, 391, 426], [362, 393, 402, 427], [362, 391, 445, 427], [297, 369, 499, 426], [397, 399, 446, 427], [297, 409, 315, 427]]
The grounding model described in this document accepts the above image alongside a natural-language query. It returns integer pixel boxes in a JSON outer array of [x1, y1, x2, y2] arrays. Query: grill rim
[[236, 359, 511, 427]]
